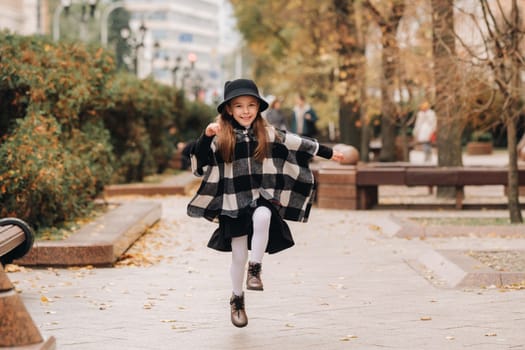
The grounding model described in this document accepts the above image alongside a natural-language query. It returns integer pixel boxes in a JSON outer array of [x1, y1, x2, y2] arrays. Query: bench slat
[[349, 165, 525, 209], [0, 226, 26, 258], [356, 168, 406, 185], [0, 224, 15, 234], [406, 168, 459, 186]]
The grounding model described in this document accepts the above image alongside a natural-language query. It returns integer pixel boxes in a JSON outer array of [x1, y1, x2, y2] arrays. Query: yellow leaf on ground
[[340, 335, 358, 341]]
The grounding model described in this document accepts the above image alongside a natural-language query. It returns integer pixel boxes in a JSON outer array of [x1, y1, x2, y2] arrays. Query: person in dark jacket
[[264, 96, 287, 130], [291, 93, 318, 137], [187, 78, 343, 328]]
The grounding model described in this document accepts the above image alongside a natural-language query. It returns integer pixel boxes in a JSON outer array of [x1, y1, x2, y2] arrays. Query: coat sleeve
[[316, 144, 333, 159], [190, 134, 214, 176]]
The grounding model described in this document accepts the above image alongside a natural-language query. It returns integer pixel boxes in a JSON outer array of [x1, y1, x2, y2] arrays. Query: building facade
[[0, 0, 49, 35], [124, 0, 221, 101]]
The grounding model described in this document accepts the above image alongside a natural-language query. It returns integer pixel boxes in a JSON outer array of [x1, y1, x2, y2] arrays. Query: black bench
[[355, 165, 525, 209], [0, 218, 56, 349]]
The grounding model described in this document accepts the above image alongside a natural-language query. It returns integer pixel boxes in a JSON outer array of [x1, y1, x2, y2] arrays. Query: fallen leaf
[[340, 335, 358, 341], [369, 224, 381, 231], [420, 316, 432, 321], [4, 264, 23, 273]]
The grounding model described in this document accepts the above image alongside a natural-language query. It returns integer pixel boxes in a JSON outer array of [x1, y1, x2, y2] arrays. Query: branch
[[471, 87, 496, 116], [480, 0, 502, 39], [362, 0, 386, 28], [454, 5, 492, 58], [389, 1, 406, 29], [495, 0, 513, 30]]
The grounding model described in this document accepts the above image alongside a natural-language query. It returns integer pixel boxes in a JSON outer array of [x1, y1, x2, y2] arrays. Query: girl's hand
[[205, 122, 221, 137], [331, 151, 345, 162]]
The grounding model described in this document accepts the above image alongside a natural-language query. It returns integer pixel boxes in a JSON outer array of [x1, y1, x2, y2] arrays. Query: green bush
[[0, 33, 115, 229], [0, 31, 214, 230], [102, 75, 215, 183], [0, 113, 112, 229], [470, 131, 493, 143], [176, 98, 216, 141], [102, 74, 177, 183]]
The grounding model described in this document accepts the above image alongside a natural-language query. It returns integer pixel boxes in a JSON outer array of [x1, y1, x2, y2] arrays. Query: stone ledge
[[389, 215, 525, 239], [13, 202, 161, 267], [104, 171, 199, 197], [389, 215, 525, 288], [408, 249, 525, 288]]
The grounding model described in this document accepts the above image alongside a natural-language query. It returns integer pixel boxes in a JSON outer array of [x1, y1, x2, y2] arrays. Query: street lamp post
[[170, 56, 182, 88], [120, 21, 147, 76], [181, 53, 197, 95]]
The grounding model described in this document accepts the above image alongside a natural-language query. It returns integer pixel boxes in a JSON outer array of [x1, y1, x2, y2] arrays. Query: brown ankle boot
[[246, 262, 263, 291], [230, 293, 248, 328]]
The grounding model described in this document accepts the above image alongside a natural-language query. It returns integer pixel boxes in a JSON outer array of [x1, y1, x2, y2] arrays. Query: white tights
[[230, 206, 271, 296]]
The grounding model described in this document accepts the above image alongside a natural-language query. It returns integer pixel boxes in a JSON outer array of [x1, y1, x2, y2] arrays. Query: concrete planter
[[466, 141, 493, 155]]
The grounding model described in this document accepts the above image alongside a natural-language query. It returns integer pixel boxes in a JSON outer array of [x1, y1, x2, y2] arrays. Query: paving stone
[[3, 194, 523, 350], [3, 150, 524, 349]]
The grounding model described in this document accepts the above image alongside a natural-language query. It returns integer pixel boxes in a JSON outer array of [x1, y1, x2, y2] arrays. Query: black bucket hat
[[217, 79, 269, 113]]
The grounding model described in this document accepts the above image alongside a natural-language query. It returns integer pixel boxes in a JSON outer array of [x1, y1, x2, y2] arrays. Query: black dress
[[207, 197, 295, 254]]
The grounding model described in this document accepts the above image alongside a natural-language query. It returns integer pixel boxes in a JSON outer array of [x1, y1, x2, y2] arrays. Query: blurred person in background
[[264, 95, 287, 130], [413, 101, 437, 162], [291, 93, 318, 138]]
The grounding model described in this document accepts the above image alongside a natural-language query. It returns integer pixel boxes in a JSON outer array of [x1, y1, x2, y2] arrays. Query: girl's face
[[226, 95, 260, 128]]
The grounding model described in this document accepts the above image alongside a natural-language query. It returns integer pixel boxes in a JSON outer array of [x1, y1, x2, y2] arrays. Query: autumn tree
[[455, 0, 524, 222], [364, 0, 406, 161], [230, 0, 367, 147], [332, 0, 367, 150], [230, 1, 333, 97], [430, 0, 464, 201]]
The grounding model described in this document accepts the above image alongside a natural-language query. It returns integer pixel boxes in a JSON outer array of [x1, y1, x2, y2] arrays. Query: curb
[[14, 201, 161, 267], [389, 215, 525, 288], [390, 215, 525, 239], [407, 249, 525, 288], [104, 172, 199, 197]]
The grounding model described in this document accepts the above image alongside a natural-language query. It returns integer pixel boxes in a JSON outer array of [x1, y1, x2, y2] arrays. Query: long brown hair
[[216, 110, 270, 163]]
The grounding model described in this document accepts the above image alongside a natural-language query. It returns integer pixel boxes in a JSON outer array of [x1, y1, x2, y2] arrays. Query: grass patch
[[410, 217, 519, 226], [36, 202, 114, 241], [141, 169, 181, 184]]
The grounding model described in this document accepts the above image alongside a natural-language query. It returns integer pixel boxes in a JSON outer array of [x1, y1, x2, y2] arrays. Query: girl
[[187, 79, 343, 328]]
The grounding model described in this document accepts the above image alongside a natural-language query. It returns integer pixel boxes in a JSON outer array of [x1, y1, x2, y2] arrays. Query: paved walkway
[[5, 149, 525, 349]]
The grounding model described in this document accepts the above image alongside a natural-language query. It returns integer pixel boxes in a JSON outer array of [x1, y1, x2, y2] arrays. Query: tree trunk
[[378, 31, 399, 162], [506, 114, 522, 222], [431, 0, 463, 198], [334, 0, 365, 150], [505, 0, 523, 223], [339, 102, 361, 148], [360, 82, 370, 162]]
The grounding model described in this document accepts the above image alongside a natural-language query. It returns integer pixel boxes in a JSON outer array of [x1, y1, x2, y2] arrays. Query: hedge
[[0, 32, 214, 230]]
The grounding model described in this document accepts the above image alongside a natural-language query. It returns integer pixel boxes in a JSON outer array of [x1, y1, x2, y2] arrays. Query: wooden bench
[[355, 165, 525, 209], [0, 218, 56, 349], [0, 218, 35, 265]]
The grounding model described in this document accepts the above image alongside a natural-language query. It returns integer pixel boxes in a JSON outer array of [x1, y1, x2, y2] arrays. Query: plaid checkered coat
[[187, 126, 319, 223]]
